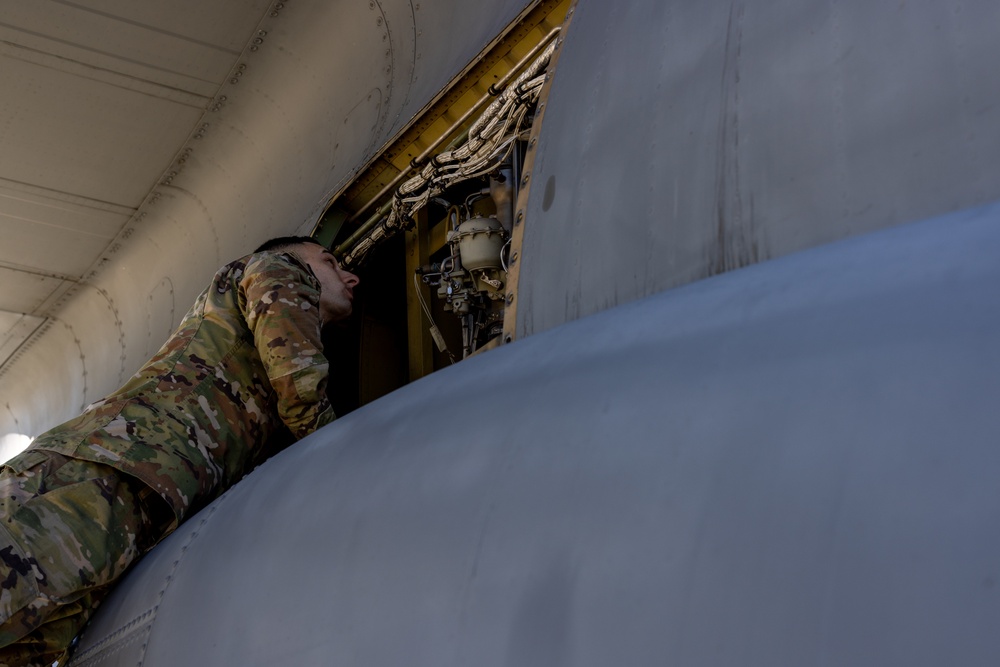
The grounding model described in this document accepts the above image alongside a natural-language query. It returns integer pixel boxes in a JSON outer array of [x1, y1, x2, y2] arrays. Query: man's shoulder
[[206, 251, 319, 306], [241, 250, 317, 283]]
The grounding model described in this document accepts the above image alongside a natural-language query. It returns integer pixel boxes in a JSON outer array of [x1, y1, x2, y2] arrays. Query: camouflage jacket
[[31, 251, 336, 524]]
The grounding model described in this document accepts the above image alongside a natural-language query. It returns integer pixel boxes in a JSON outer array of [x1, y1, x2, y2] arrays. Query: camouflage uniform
[[0, 251, 335, 665]]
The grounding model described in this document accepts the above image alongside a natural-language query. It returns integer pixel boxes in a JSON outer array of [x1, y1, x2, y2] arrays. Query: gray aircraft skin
[[0, 0, 997, 664], [73, 199, 1000, 666]]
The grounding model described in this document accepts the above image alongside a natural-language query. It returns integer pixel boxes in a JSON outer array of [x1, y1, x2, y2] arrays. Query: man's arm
[[240, 253, 336, 438]]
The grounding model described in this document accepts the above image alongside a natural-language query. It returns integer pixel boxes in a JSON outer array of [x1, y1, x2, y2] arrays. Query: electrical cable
[[413, 273, 456, 364], [340, 43, 555, 268]]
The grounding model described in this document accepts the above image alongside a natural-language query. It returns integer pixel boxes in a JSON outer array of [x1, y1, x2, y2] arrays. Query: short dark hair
[[253, 235, 325, 254]]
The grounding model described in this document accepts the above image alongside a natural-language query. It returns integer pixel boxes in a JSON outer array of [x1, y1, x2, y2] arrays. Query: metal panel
[[60, 0, 272, 52], [0, 0, 263, 92], [0, 180, 129, 276], [0, 310, 45, 368], [0, 0, 270, 364], [73, 202, 1000, 666], [515, 0, 1000, 337], [0, 53, 205, 205], [0, 267, 71, 315]]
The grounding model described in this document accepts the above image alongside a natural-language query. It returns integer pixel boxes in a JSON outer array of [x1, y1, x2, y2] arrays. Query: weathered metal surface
[[515, 0, 1000, 337], [73, 202, 1000, 666]]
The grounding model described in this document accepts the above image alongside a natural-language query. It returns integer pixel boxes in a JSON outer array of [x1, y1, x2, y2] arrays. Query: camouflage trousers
[[0, 450, 167, 667]]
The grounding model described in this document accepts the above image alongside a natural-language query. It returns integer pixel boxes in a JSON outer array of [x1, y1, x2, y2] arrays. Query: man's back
[[0, 240, 356, 666], [30, 250, 335, 523]]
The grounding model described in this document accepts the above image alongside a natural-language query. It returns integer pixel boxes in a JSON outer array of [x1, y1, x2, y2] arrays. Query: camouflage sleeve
[[240, 254, 336, 439]]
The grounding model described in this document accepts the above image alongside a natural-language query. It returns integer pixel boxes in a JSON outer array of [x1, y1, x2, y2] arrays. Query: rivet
[[529, 137, 537, 147], [504, 334, 513, 344], [258, 30, 268, 36], [369, 1, 375, 8], [275, 2, 284, 8], [505, 293, 513, 305], [376, 17, 383, 25], [230, 78, 239, 84], [521, 173, 530, 186], [270, 11, 278, 16], [510, 251, 518, 264], [250, 45, 258, 52], [219, 96, 227, 102]]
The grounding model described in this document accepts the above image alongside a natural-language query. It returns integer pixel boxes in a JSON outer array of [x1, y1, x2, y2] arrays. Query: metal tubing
[[333, 201, 393, 258], [343, 26, 561, 227]]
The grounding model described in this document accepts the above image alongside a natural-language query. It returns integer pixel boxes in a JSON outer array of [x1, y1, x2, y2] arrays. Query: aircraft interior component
[[414, 199, 510, 359], [489, 166, 515, 233], [311, 0, 570, 249], [69, 201, 1000, 666], [338, 38, 556, 268], [455, 215, 507, 271]]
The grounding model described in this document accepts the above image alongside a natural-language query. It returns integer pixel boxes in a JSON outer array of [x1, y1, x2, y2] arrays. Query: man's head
[[254, 236, 359, 324]]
